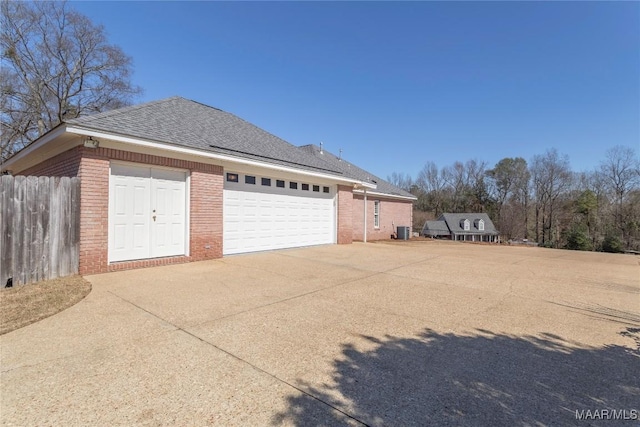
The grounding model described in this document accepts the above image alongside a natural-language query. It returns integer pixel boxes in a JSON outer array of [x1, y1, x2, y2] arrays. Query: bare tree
[[417, 161, 447, 216], [442, 161, 467, 211], [464, 159, 490, 213], [598, 146, 640, 233], [531, 149, 572, 246], [486, 157, 529, 239], [387, 172, 414, 192], [1, 0, 141, 159]]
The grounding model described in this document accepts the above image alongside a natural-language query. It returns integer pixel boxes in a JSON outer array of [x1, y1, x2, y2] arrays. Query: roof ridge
[[187, 98, 225, 113]]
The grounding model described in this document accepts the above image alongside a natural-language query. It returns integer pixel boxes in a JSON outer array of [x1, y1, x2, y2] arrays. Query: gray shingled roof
[[299, 144, 415, 199], [65, 97, 416, 199], [423, 220, 450, 236], [438, 213, 498, 234], [66, 97, 343, 175]]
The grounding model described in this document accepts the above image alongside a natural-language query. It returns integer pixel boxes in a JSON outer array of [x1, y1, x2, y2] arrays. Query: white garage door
[[223, 173, 335, 255], [109, 163, 187, 262]]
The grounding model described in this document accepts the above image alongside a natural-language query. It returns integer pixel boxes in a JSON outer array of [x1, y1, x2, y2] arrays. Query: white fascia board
[[356, 181, 377, 190], [1, 125, 67, 171], [353, 189, 417, 201], [66, 126, 373, 188]]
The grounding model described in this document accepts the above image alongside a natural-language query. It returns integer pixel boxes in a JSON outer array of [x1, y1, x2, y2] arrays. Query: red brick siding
[[337, 185, 353, 244], [17, 146, 224, 275], [77, 150, 109, 275], [19, 146, 83, 177], [352, 195, 413, 241], [190, 168, 223, 260]]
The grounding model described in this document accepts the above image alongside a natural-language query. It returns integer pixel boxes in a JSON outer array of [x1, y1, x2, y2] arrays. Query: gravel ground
[[1, 241, 638, 426]]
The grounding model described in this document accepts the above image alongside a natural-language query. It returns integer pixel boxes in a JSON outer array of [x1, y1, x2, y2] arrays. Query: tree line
[[389, 146, 640, 252], [1, 0, 140, 161]]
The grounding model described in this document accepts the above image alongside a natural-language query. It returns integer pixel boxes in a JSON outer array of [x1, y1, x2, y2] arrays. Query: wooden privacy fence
[[0, 175, 80, 287]]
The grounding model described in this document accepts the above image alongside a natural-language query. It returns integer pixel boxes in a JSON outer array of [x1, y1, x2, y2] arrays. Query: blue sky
[[72, 1, 639, 181]]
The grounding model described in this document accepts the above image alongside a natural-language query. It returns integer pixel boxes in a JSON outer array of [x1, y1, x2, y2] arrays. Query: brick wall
[[17, 146, 224, 275], [352, 195, 413, 241], [190, 168, 223, 260], [20, 146, 83, 177], [77, 149, 109, 275], [337, 185, 353, 244]]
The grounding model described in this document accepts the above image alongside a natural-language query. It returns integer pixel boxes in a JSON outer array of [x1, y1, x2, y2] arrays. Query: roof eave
[[1, 124, 68, 172], [65, 125, 372, 187], [353, 188, 417, 201]]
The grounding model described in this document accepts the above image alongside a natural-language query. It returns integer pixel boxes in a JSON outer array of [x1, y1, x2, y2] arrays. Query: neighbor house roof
[[66, 97, 343, 175], [299, 144, 416, 199], [438, 213, 498, 234], [423, 220, 451, 236]]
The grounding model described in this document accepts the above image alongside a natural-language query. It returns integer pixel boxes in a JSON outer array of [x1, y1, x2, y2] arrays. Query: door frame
[[108, 160, 190, 263]]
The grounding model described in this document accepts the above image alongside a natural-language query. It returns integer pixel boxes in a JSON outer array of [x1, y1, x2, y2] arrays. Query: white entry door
[[109, 163, 187, 262]]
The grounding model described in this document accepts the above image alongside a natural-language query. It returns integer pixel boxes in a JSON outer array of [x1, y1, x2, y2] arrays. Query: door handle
[[153, 215, 156, 222]]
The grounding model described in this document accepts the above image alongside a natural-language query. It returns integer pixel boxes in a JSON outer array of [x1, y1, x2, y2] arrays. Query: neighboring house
[[423, 213, 499, 243], [2, 97, 416, 275]]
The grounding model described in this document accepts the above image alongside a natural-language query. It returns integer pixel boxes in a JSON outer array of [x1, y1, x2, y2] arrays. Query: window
[[323, 186, 329, 193], [245, 175, 256, 184], [374, 200, 380, 228], [302, 183, 309, 191], [226, 173, 239, 182], [276, 180, 285, 188], [313, 185, 320, 192], [478, 219, 485, 231], [290, 182, 298, 190], [462, 219, 470, 231], [261, 177, 271, 186]]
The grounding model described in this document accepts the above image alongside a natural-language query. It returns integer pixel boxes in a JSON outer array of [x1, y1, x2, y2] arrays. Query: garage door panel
[[223, 181, 335, 255], [114, 185, 127, 215], [133, 186, 147, 215], [133, 223, 147, 249], [114, 225, 127, 250]]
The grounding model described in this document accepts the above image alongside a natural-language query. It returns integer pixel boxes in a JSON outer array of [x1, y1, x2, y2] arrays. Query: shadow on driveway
[[272, 328, 640, 426]]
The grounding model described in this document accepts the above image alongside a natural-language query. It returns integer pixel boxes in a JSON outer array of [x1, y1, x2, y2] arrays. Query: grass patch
[[0, 275, 91, 335]]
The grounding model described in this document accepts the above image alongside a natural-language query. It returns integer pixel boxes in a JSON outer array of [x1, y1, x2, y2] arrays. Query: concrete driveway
[[1, 242, 639, 426]]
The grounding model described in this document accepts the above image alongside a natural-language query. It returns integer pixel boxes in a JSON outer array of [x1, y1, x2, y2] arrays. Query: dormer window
[[478, 219, 485, 231], [460, 219, 470, 231]]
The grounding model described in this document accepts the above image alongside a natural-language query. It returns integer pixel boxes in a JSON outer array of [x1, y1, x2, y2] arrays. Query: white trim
[[353, 189, 417, 201], [363, 189, 367, 243], [66, 126, 373, 188], [185, 171, 191, 257], [108, 161, 189, 263], [373, 200, 380, 229]]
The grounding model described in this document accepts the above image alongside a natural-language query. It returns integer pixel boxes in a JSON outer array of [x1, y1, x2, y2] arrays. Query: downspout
[[363, 188, 367, 243]]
